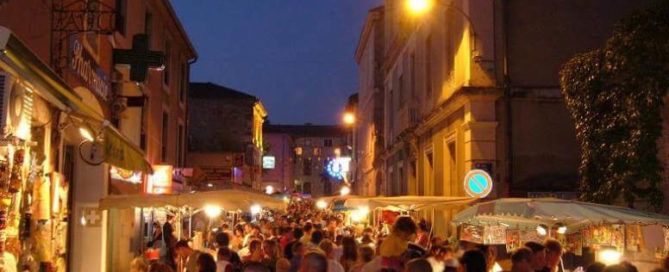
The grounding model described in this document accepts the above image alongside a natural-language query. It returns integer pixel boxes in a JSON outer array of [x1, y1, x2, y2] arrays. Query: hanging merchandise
[[0, 160, 9, 193], [483, 225, 507, 245], [31, 175, 50, 221], [461, 224, 484, 244], [506, 230, 521, 252], [9, 149, 25, 193], [0, 209, 6, 229], [566, 233, 583, 256]]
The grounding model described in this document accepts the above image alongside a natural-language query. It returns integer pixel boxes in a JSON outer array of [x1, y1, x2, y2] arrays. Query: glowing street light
[[406, 0, 433, 16], [598, 246, 622, 265], [340, 186, 351, 196], [204, 205, 223, 218], [316, 200, 328, 210], [343, 112, 355, 125], [79, 127, 95, 142], [265, 185, 274, 195], [250, 204, 262, 215]]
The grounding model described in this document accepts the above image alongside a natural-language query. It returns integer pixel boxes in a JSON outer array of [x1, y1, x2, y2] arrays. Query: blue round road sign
[[464, 169, 493, 198]]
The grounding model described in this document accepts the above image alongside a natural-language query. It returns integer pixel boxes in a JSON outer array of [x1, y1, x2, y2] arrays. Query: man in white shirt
[[0, 235, 17, 272]]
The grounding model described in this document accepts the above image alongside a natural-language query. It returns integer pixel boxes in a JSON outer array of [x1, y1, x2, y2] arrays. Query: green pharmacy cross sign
[[113, 34, 165, 82], [464, 169, 493, 198]]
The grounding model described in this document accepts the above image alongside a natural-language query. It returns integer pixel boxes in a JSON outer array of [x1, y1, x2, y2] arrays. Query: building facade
[[353, 0, 653, 235], [353, 6, 385, 197], [187, 82, 267, 190], [0, 0, 196, 270], [261, 128, 295, 193], [264, 124, 348, 197]]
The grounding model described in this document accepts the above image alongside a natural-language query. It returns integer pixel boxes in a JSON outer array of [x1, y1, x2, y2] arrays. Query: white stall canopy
[[99, 189, 287, 211]]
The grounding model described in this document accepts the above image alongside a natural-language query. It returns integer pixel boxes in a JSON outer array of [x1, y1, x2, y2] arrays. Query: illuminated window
[[313, 148, 320, 156], [295, 147, 303, 156]]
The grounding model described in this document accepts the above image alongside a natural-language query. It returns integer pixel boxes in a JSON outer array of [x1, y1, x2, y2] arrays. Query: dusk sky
[[171, 0, 383, 125]]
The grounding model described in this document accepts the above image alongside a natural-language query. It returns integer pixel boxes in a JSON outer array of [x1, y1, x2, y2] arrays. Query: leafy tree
[[560, 0, 669, 210]]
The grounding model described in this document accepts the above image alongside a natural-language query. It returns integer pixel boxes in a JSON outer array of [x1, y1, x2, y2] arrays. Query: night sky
[[171, 0, 383, 125]]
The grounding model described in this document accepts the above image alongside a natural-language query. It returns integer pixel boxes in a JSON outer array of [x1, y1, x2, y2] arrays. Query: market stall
[[340, 196, 475, 237], [452, 198, 669, 270]]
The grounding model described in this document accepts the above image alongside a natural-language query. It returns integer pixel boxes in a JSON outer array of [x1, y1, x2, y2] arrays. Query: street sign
[[464, 169, 493, 198]]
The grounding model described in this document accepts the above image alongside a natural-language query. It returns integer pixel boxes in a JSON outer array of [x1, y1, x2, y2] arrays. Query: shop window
[[180, 63, 188, 103], [177, 124, 184, 167], [145, 12, 153, 49], [303, 158, 312, 176], [425, 35, 433, 99], [115, 0, 127, 35], [161, 112, 169, 162], [303, 182, 311, 194]]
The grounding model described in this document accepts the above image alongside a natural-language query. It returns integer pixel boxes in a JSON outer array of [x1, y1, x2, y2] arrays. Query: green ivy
[[560, 0, 669, 210]]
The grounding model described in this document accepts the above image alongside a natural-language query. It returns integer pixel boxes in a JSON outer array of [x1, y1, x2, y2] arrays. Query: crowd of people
[[127, 199, 669, 272]]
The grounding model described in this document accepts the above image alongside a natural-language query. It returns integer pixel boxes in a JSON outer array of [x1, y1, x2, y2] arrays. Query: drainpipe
[[500, 0, 513, 197]]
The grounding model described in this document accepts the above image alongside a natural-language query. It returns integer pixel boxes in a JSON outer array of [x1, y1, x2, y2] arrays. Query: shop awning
[[343, 196, 475, 211], [0, 26, 151, 173], [452, 198, 669, 231], [99, 189, 287, 211]]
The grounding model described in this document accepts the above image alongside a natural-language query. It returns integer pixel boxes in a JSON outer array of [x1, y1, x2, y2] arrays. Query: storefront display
[[0, 44, 72, 271]]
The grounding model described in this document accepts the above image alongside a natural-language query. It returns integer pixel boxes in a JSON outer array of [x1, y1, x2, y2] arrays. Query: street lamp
[[406, 0, 432, 16], [340, 186, 351, 196], [343, 112, 355, 126], [404, 0, 479, 52]]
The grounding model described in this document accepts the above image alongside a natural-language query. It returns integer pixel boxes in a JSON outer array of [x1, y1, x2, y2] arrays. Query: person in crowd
[[426, 244, 448, 272], [216, 232, 242, 269], [301, 223, 314, 245], [131, 256, 149, 272], [360, 234, 375, 251], [285, 228, 304, 260], [289, 242, 305, 272], [460, 249, 487, 272], [262, 239, 280, 272], [404, 258, 432, 272], [318, 239, 345, 272], [524, 242, 547, 272], [244, 240, 264, 263], [350, 245, 375, 272], [244, 262, 271, 272], [276, 258, 292, 272], [149, 263, 175, 272], [309, 230, 324, 251], [232, 224, 246, 251], [217, 247, 234, 272], [198, 253, 218, 272], [174, 240, 203, 272], [280, 227, 294, 252], [414, 220, 430, 249], [300, 252, 328, 272], [544, 239, 563, 272], [339, 236, 357, 271], [163, 214, 177, 268], [586, 262, 605, 272], [511, 247, 534, 272], [379, 216, 418, 271], [0, 235, 17, 272]]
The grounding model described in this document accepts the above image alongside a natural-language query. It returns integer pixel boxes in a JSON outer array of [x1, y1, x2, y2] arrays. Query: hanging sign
[[463, 169, 493, 198], [69, 37, 110, 101]]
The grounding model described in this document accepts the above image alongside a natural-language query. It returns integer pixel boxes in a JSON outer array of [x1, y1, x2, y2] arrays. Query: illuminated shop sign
[[326, 157, 351, 180], [262, 156, 275, 169], [147, 165, 173, 194]]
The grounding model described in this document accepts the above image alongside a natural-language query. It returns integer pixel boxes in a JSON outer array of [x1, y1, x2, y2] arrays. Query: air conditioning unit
[[0, 72, 33, 140]]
